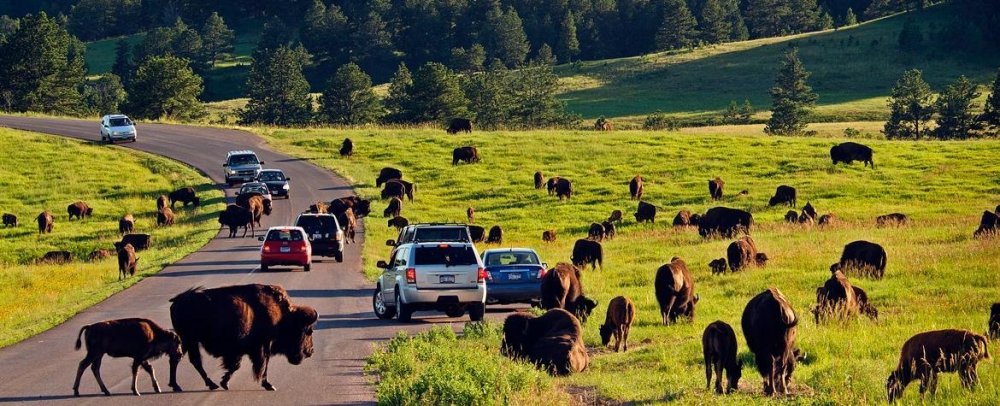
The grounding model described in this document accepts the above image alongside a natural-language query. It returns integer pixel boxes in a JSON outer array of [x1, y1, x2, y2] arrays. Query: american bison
[[67, 201, 93, 221], [629, 176, 644, 200], [812, 266, 878, 323], [88, 249, 113, 261], [168, 284, 318, 392], [466, 207, 474, 223], [699, 207, 752, 238], [555, 178, 572, 200], [157, 207, 175, 226], [594, 117, 612, 131], [156, 195, 168, 211], [818, 213, 836, 226], [307, 202, 329, 214], [381, 179, 414, 201], [501, 308, 588, 376], [117, 243, 137, 280], [587, 222, 604, 241], [607, 209, 623, 223], [973, 210, 998, 238], [452, 146, 480, 165], [602, 221, 616, 240], [339, 138, 353, 157], [119, 214, 135, 235], [801, 202, 816, 220], [2, 213, 16, 227], [486, 225, 503, 244], [468, 225, 485, 243], [599, 296, 636, 352], [237, 194, 271, 227], [654, 257, 697, 324], [830, 142, 874, 168], [571, 239, 602, 270], [168, 187, 200, 208], [37, 210, 54, 234], [726, 236, 768, 272], [383, 197, 402, 218], [989, 303, 1000, 340], [534, 171, 544, 189], [635, 201, 657, 223], [784, 210, 799, 223], [798, 212, 814, 225], [877, 213, 908, 227], [341, 208, 357, 244], [709, 177, 724, 200], [41, 250, 73, 264], [709, 258, 727, 274], [73, 318, 182, 397], [218, 204, 254, 238], [768, 185, 796, 207], [375, 167, 402, 187], [542, 230, 557, 242], [388, 216, 408, 230], [673, 209, 698, 227], [447, 118, 473, 134], [546, 176, 561, 196], [118, 233, 152, 251], [703, 320, 741, 394], [886, 329, 989, 402], [839, 240, 887, 279], [540, 263, 598, 322], [742, 288, 799, 396]]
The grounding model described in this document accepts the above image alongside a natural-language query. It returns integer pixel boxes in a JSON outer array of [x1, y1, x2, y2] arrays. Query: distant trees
[[398, 62, 469, 123], [765, 49, 817, 135], [383, 63, 414, 124], [933, 76, 980, 139], [0, 12, 86, 115], [84, 74, 127, 115], [723, 100, 755, 124], [980, 69, 1000, 135], [482, 6, 530, 67], [126, 55, 205, 120], [897, 18, 923, 52], [555, 11, 580, 63], [884, 69, 934, 139], [744, 0, 821, 38], [240, 45, 312, 126], [67, 0, 142, 41], [200, 12, 235, 68], [843, 8, 858, 26], [318, 63, 382, 125], [465, 64, 576, 129], [112, 39, 136, 86], [656, 0, 699, 50]]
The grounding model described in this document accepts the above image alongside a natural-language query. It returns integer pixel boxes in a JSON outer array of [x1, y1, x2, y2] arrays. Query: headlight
[[282, 184, 289, 190]]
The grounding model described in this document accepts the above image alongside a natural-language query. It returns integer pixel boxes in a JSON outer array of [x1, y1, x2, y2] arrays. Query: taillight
[[262, 244, 271, 253], [477, 267, 487, 283], [537, 267, 547, 279], [406, 268, 416, 284]]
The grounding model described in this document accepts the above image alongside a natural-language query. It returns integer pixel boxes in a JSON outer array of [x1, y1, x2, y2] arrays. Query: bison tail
[[75, 325, 88, 350]]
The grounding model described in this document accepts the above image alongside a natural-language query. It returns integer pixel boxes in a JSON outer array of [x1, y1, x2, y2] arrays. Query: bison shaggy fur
[[654, 257, 697, 324], [501, 309, 588, 376]]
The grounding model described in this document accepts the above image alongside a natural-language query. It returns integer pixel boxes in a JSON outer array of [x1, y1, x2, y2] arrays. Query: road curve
[[0, 117, 501, 405]]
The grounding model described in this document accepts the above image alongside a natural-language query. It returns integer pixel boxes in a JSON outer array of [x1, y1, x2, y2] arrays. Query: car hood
[[108, 125, 135, 132]]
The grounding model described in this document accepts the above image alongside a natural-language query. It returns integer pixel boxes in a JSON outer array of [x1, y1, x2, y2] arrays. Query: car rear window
[[414, 246, 478, 266], [296, 216, 338, 234], [266, 229, 303, 241], [413, 228, 470, 242], [485, 252, 539, 266], [259, 171, 285, 181]]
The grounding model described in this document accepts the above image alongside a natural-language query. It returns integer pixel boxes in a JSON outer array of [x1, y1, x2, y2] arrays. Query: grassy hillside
[[0, 129, 224, 347], [557, 3, 1000, 125], [257, 126, 1000, 404]]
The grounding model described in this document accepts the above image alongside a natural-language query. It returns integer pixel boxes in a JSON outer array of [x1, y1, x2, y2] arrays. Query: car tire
[[468, 303, 486, 322], [334, 250, 344, 263], [260, 264, 268, 272], [373, 288, 394, 320], [395, 290, 412, 322], [445, 308, 465, 318], [303, 263, 311, 272]]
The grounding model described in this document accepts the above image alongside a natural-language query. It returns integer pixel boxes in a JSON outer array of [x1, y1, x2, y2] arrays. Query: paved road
[[0, 117, 510, 405]]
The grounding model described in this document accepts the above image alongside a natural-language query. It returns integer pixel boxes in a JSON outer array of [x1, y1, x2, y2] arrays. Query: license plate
[[507, 273, 522, 280], [312, 234, 322, 240], [280, 247, 291, 253], [439, 275, 455, 284]]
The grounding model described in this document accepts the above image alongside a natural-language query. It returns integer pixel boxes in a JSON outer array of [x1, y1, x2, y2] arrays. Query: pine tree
[[979, 69, 1000, 135], [135, 26, 175, 63], [126, 55, 204, 120], [723, 99, 754, 124], [384, 63, 413, 123], [0, 12, 86, 115], [764, 49, 817, 135], [656, 0, 699, 50], [171, 19, 204, 69], [450, 45, 486, 73], [898, 18, 923, 52], [934, 76, 980, 139], [84, 73, 127, 115], [818, 11, 834, 30], [727, 3, 750, 41], [844, 8, 858, 26], [483, 6, 529, 67], [240, 45, 312, 125], [556, 11, 579, 63], [533, 43, 556, 66], [200, 12, 234, 68], [402, 62, 468, 123], [318, 63, 381, 125], [884, 69, 934, 139], [699, 0, 732, 44], [112, 39, 135, 86]]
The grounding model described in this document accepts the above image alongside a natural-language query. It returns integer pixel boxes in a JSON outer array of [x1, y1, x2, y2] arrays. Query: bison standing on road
[[886, 329, 990, 403], [635, 201, 657, 223], [654, 257, 697, 324], [555, 178, 573, 200], [839, 240, 887, 279], [447, 118, 473, 134], [727, 236, 768, 272], [629, 176, 644, 200], [540, 263, 598, 323], [599, 296, 636, 352], [68, 201, 93, 220], [768, 185, 797, 207], [218, 204, 254, 238], [501, 308, 588, 376], [534, 171, 544, 189], [375, 167, 402, 187], [168, 284, 318, 392], [703, 320, 741, 394], [571, 239, 602, 270], [117, 243, 137, 280], [742, 288, 800, 396], [37, 210, 54, 234], [452, 146, 480, 165], [72, 318, 183, 397], [831, 142, 874, 168], [709, 177, 724, 200], [169, 187, 200, 208], [699, 207, 752, 238], [339, 138, 353, 157], [2, 213, 17, 227]]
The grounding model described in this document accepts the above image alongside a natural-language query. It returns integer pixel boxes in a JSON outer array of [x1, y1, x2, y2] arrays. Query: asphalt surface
[[0, 117, 516, 405]]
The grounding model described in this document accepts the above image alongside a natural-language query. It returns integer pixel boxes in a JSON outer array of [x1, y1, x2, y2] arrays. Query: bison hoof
[[262, 382, 276, 391], [73, 389, 80, 397], [169, 384, 182, 392], [206, 381, 219, 391], [220, 380, 229, 391]]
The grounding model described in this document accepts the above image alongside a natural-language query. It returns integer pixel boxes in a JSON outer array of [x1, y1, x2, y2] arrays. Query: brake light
[[406, 268, 416, 284], [477, 267, 487, 283], [537, 267, 547, 279], [262, 244, 271, 253]]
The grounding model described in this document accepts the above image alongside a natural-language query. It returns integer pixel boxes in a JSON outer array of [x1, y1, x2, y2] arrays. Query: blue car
[[481, 248, 547, 305]]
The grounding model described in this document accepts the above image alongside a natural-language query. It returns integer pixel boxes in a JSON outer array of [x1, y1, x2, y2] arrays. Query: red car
[[259, 226, 312, 272]]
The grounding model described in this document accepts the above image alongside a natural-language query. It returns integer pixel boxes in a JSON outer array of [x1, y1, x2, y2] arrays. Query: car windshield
[[414, 245, 478, 266], [258, 171, 285, 181], [296, 216, 338, 234], [266, 229, 303, 241], [229, 154, 259, 166], [413, 227, 470, 243], [241, 185, 268, 195], [109, 118, 132, 127], [485, 251, 540, 266]]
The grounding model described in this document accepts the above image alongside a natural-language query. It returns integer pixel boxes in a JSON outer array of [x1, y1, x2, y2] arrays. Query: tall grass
[[260, 126, 1000, 404], [0, 129, 224, 347]]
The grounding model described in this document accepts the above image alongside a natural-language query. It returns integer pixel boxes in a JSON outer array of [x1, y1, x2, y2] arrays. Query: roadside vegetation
[[259, 126, 1000, 403], [0, 129, 224, 348]]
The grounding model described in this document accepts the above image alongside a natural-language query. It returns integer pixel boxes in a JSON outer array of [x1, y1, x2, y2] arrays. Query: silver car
[[100, 114, 136, 143], [373, 241, 486, 322]]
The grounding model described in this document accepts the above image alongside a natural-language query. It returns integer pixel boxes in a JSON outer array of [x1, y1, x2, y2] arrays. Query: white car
[[100, 114, 136, 143]]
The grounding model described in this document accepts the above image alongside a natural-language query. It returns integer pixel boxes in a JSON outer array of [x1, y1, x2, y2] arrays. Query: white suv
[[100, 114, 136, 143], [373, 241, 486, 322]]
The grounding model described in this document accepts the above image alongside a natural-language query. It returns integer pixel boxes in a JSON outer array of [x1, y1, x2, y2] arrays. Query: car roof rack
[[408, 223, 470, 227], [227, 150, 257, 156]]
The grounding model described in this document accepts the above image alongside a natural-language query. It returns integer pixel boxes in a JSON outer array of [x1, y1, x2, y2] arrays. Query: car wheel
[[395, 290, 412, 322], [303, 263, 311, 272], [468, 303, 486, 322], [445, 308, 465, 318], [334, 250, 344, 263], [260, 264, 268, 272], [373, 288, 394, 320]]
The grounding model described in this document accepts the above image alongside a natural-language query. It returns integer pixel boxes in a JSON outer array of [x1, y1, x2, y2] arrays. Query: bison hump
[[768, 287, 797, 326]]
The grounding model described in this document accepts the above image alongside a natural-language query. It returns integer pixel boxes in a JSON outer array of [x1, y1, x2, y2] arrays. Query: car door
[[381, 247, 403, 303]]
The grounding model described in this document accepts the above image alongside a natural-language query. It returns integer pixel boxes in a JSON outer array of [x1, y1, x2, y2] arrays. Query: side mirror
[[257, 236, 264, 241], [286, 177, 291, 181], [222, 163, 227, 167], [259, 161, 265, 165], [385, 239, 396, 247], [376, 260, 389, 269]]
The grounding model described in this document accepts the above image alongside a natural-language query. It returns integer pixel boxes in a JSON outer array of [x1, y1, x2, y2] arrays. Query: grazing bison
[[88, 249, 113, 261], [673, 210, 699, 227], [157, 208, 175, 226], [784, 210, 799, 223], [571, 239, 603, 270], [375, 167, 402, 187], [382, 179, 414, 201], [709, 258, 727, 274], [602, 221, 616, 240], [542, 230, 557, 242], [37, 210, 54, 234], [839, 240, 887, 279], [607, 209, 623, 223], [801, 202, 816, 220], [119, 214, 135, 235], [118, 234, 152, 251], [813, 267, 861, 323], [877, 213, 908, 227], [117, 243, 137, 280], [2, 213, 16, 227], [546, 176, 561, 195], [635, 201, 657, 223], [487, 225, 503, 244], [339, 138, 353, 157], [73, 318, 183, 397], [383, 197, 402, 218], [156, 195, 169, 211], [218, 204, 254, 238], [387, 216, 409, 230], [818, 213, 836, 226], [742, 288, 799, 396], [709, 177, 724, 200], [447, 118, 473, 134], [727, 236, 768, 272], [655, 257, 697, 324], [831, 142, 874, 168], [534, 171, 544, 189], [599, 296, 636, 352], [67, 201, 93, 221], [452, 146, 480, 165], [853, 285, 879, 321], [41, 250, 73, 264], [989, 303, 1000, 340], [798, 212, 814, 225], [629, 176, 644, 200], [539, 263, 598, 323], [168, 284, 318, 392], [699, 207, 753, 238], [886, 329, 990, 403], [973, 210, 998, 238], [594, 117, 613, 131], [501, 309, 588, 376], [768, 185, 797, 207], [468, 225, 485, 243], [703, 320, 741, 394], [168, 187, 200, 208], [587, 223, 604, 241], [466, 207, 474, 223], [555, 178, 572, 200]]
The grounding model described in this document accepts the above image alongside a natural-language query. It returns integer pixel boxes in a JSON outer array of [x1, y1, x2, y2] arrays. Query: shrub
[[643, 110, 678, 131]]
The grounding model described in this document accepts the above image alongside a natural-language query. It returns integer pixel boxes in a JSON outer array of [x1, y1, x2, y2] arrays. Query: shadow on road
[[172, 259, 260, 267], [151, 267, 250, 278], [288, 289, 369, 299]]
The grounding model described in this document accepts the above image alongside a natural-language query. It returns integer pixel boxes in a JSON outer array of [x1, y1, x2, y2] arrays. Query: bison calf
[[599, 296, 636, 352], [388, 216, 409, 230], [886, 329, 990, 403], [607, 209, 623, 223], [709, 258, 727, 274], [703, 320, 741, 394], [73, 318, 182, 397], [542, 230, 557, 242]]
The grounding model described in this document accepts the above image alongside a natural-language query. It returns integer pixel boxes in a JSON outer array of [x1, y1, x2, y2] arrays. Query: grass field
[[256, 126, 1000, 404], [0, 129, 224, 348]]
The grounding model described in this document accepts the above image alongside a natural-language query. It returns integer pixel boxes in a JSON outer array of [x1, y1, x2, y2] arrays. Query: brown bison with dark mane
[[118, 234, 152, 251], [654, 257, 697, 325], [534, 171, 544, 189], [168, 187, 200, 208], [381, 179, 415, 201], [726, 236, 768, 272], [607, 209, 623, 223], [699, 207, 752, 238], [635, 201, 656, 223], [73, 318, 182, 397], [37, 210, 53, 234], [540, 263, 598, 323], [67, 201, 93, 220], [973, 210, 999, 238], [157, 207, 175, 226], [452, 146, 480, 165], [542, 229, 557, 242], [839, 240, 887, 279], [673, 210, 700, 227], [709, 177, 724, 200], [117, 243, 137, 280], [876, 213, 908, 227], [812, 266, 878, 323], [119, 214, 135, 235], [501, 308, 588, 376], [886, 329, 989, 403], [168, 284, 318, 392], [383, 197, 402, 218], [486, 225, 503, 244], [768, 185, 797, 207], [447, 118, 473, 134], [555, 178, 572, 200], [571, 239, 602, 270], [742, 288, 800, 396], [546, 176, 561, 196], [339, 138, 353, 157], [218, 204, 254, 238], [629, 176, 644, 200], [703, 320, 741, 394], [468, 225, 485, 243], [2, 213, 17, 227], [599, 296, 636, 352], [375, 167, 402, 187], [830, 142, 874, 168]]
